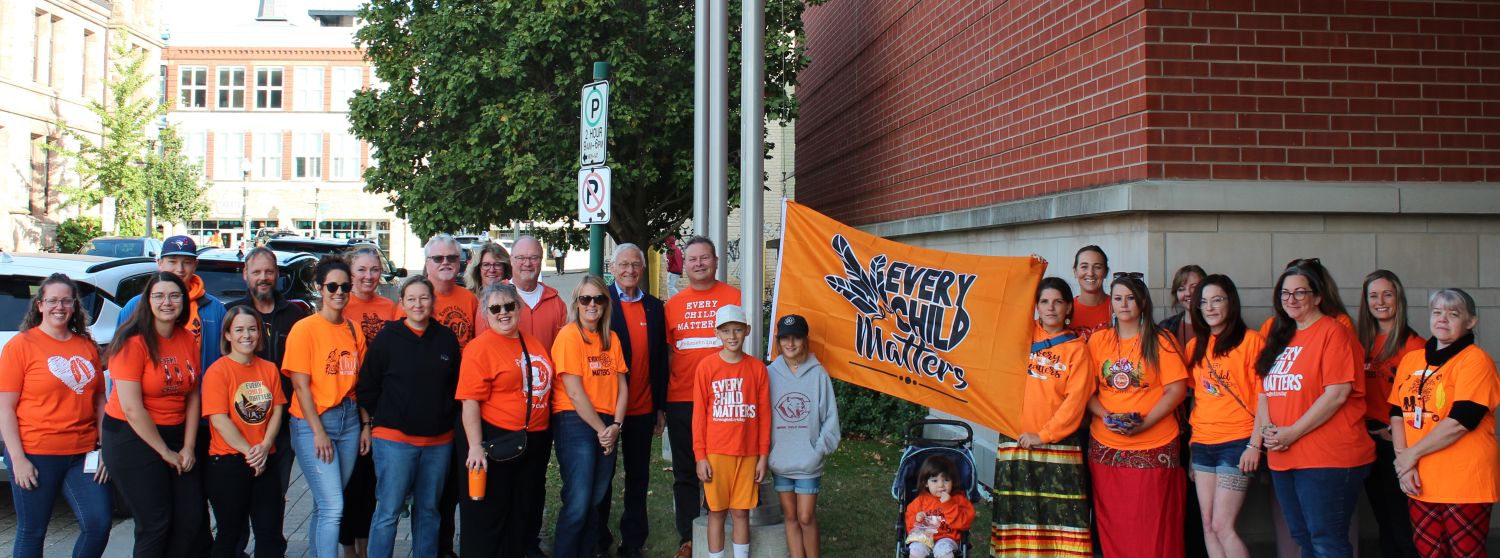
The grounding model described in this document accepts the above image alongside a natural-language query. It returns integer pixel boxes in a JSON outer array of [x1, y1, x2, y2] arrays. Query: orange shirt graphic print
[[324, 349, 358, 376]]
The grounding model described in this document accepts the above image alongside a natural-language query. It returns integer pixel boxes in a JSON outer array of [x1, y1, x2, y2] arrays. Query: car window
[[0, 276, 102, 329], [113, 273, 152, 305], [195, 262, 249, 301], [83, 239, 144, 258]]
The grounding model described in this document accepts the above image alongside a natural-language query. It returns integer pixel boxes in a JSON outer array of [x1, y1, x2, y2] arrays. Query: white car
[[0, 252, 160, 480]]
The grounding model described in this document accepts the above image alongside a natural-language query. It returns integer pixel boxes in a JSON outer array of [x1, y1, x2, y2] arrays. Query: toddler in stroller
[[891, 420, 984, 558]]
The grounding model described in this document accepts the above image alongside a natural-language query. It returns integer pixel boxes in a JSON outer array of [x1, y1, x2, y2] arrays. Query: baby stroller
[[891, 419, 987, 558]]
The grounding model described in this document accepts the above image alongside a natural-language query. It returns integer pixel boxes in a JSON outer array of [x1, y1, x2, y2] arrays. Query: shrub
[[834, 381, 928, 440], [56, 216, 104, 254]]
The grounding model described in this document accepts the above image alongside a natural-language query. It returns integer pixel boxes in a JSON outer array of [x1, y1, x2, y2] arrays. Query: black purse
[[479, 335, 534, 463]]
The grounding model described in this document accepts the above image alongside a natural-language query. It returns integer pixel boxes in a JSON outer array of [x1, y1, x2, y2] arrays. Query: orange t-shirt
[[550, 326, 627, 416], [619, 300, 654, 416], [106, 328, 200, 425], [904, 492, 975, 542], [281, 314, 365, 420], [666, 281, 742, 403], [1071, 297, 1111, 337], [201, 356, 285, 456], [1365, 332, 1425, 424], [1390, 345, 1500, 504], [343, 294, 401, 345], [1259, 313, 1354, 337], [1085, 328, 1189, 451], [433, 287, 479, 348], [691, 354, 771, 460], [1021, 325, 1096, 444], [0, 329, 103, 455], [455, 330, 552, 431], [1261, 315, 1374, 471], [1186, 331, 1266, 444]]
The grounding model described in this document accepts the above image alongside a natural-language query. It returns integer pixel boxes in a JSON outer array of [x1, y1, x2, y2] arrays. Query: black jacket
[[610, 283, 669, 415], [355, 320, 463, 437], [227, 294, 310, 398]]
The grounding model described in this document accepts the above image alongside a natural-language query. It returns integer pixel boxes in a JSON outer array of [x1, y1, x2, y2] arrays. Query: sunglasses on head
[[1112, 271, 1144, 280], [428, 254, 460, 263], [576, 294, 609, 306], [488, 301, 518, 314], [322, 282, 353, 293], [1286, 257, 1321, 268]]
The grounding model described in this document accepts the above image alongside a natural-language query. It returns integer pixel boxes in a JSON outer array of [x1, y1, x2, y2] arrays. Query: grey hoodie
[[767, 352, 841, 479]]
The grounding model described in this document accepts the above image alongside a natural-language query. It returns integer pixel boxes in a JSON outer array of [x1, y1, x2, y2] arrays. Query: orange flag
[[770, 201, 1044, 438]]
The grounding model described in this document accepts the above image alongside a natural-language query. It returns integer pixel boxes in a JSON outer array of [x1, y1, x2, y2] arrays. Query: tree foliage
[[352, 0, 818, 250], [46, 39, 209, 236], [55, 216, 105, 254]]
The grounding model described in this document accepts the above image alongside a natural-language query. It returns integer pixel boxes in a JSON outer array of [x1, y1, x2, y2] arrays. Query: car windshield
[[265, 240, 342, 258], [82, 239, 143, 258], [0, 276, 102, 330]]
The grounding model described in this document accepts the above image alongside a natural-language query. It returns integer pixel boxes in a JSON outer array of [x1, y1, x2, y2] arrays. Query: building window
[[214, 132, 246, 181], [255, 67, 283, 109], [83, 29, 101, 99], [184, 131, 207, 177], [329, 134, 360, 181], [217, 66, 246, 109], [256, 0, 285, 20], [294, 219, 389, 251], [177, 66, 207, 108], [30, 134, 57, 215], [34, 11, 58, 87], [293, 67, 324, 111], [253, 132, 282, 179], [293, 132, 322, 179], [330, 66, 362, 112]]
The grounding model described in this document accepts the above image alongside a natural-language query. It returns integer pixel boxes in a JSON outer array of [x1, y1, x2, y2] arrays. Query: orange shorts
[[703, 454, 759, 512]]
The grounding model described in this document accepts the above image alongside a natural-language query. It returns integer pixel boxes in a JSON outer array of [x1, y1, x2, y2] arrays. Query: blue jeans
[[1271, 465, 1371, 558], [2, 450, 112, 558], [290, 397, 362, 558], [367, 437, 451, 558], [552, 411, 618, 558]]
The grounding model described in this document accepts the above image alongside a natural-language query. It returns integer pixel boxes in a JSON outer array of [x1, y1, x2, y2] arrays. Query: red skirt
[[1088, 438, 1186, 558]]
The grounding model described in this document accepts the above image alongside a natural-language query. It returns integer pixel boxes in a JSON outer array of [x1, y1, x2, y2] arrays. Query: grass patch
[[537, 436, 993, 557]]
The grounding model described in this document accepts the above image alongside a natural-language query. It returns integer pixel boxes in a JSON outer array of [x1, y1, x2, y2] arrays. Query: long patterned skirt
[[1088, 438, 1185, 558], [991, 431, 1093, 557]]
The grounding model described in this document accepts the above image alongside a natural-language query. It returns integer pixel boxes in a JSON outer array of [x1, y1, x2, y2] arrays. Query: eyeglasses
[[1199, 296, 1228, 308], [614, 261, 644, 270], [1279, 289, 1315, 301], [488, 302, 518, 314], [1112, 271, 1144, 280], [428, 255, 459, 264], [512, 255, 542, 263], [480, 262, 510, 271], [322, 282, 353, 293], [576, 294, 609, 306], [148, 292, 184, 303], [41, 297, 75, 307]]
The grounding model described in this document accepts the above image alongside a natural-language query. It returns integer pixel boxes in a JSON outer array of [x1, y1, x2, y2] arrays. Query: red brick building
[[797, 0, 1499, 549]]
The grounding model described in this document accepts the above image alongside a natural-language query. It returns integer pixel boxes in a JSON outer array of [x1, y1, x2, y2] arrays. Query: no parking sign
[[578, 166, 611, 224]]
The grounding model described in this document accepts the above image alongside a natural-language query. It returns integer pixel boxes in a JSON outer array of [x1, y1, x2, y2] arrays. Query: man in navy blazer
[[597, 243, 670, 558]]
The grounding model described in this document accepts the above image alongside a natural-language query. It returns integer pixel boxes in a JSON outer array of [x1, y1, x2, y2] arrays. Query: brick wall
[[796, 0, 1500, 226]]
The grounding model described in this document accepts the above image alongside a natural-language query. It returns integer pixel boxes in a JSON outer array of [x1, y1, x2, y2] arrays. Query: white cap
[[714, 305, 750, 329]]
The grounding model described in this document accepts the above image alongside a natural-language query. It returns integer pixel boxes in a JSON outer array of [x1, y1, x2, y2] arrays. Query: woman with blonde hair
[[1357, 269, 1423, 558], [468, 242, 512, 296]]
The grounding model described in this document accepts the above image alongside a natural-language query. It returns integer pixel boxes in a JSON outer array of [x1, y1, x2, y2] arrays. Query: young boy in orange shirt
[[693, 305, 771, 558]]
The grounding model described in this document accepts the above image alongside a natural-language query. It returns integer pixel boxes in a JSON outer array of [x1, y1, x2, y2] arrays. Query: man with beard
[[424, 234, 478, 558], [512, 235, 567, 350], [227, 246, 309, 554], [117, 235, 228, 372]]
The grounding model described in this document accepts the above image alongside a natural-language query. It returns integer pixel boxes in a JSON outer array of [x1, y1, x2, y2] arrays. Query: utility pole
[[741, 0, 766, 356]]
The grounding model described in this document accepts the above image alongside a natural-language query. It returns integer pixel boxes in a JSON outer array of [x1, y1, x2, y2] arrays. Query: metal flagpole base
[[691, 480, 789, 557]]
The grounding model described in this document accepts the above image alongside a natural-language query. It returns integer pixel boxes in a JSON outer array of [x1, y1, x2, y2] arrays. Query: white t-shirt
[[517, 282, 543, 309]]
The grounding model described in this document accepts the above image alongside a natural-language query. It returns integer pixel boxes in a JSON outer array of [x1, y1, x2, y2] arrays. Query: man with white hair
[[511, 235, 567, 349], [424, 234, 479, 347]]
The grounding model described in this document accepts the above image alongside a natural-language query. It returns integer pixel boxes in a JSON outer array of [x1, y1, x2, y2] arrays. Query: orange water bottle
[[468, 467, 486, 501]]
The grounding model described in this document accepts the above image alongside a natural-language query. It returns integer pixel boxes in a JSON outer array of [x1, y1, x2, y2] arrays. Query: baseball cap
[[714, 305, 750, 329], [776, 314, 809, 338], [160, 235, 199, 258]]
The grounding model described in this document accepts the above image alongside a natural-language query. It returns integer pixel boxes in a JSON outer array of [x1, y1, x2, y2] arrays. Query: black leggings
[[458, 428, 551, 557], [206, 453, 286, 558], [101, 416, 207, 558]]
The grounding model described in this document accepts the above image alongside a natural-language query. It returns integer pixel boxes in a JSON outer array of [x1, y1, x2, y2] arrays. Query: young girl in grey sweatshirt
[[768, 314, 840, 558]]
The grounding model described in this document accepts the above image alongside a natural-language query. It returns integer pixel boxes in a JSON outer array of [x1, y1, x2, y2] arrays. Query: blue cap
[[160, 235, 198, 258]]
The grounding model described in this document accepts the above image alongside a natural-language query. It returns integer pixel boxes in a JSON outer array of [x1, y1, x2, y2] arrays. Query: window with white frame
[[178, 66, 207, 108], [216, 66, 245, 109], [329, 134, 360, 180], [293, 67, 323, 111], [293, 132, 322, 179], [184, 131, 207, 177], [330, 66, 363, 112], [214, 132, 246, 181], [253, 132, 282, 179], [254, 67, 283, 109]]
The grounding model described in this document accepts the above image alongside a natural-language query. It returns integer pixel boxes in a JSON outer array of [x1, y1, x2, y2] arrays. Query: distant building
[[0, 0, 162, 251], [162, 0, 424, 268]]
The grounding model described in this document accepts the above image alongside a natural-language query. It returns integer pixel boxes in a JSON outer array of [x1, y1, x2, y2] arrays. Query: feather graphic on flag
[[823, 235, 888, 319]]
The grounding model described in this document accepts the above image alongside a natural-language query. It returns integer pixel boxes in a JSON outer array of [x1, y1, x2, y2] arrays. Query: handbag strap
[[517, 334, 533, 431], [1030, 332, 1078, 353]]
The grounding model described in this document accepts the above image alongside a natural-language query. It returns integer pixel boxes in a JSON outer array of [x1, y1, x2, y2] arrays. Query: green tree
[[45, 39, 209, 236], [352, 0, 817, 250], [55, 216, 105, 253]]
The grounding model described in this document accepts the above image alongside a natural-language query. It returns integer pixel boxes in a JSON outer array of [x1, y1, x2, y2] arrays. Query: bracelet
[[363, 421, 374, 427], [1246, 443, 1262, 451]]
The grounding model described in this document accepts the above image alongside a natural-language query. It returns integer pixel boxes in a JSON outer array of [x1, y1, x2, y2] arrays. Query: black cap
[[776, 314, 809, 338]]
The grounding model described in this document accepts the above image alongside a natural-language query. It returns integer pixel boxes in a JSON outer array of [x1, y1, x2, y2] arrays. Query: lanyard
[[1412, 359, 1451, 430]]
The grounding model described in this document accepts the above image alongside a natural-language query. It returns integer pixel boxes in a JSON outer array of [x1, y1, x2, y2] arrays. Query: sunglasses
[[322, 282, 353, 293], [1112, 271, 1144, 280], [488, 302, 518, 314], [428, 254, 460, 263], [1286, 257, 1321, 268], [576, 294, 609, 306]]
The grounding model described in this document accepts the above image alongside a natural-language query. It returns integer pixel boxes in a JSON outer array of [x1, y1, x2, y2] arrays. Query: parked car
[[0, 252, 160, 482], [79, 236, 165, 259], [262, 237, 407, 299], [193, 248, 319, 307]]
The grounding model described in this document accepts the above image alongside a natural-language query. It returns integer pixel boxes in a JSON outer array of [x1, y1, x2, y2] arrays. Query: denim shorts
[[1190, 438, 1252, 477], [773, 474, 821, 495]]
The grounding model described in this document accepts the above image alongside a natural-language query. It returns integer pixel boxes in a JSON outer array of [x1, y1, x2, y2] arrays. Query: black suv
[[263, 237, 407, 299], [195, 248, 320, 307]]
